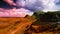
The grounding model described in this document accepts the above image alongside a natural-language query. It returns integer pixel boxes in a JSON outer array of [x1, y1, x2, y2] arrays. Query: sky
[[16, 0, 60, 12], [0, 0, 60, 17], [41, 0, 60, 12], [0, 0, 60, 12]]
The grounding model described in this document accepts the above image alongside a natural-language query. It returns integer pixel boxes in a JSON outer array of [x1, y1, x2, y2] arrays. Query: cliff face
[[0, 17, 35, 34]]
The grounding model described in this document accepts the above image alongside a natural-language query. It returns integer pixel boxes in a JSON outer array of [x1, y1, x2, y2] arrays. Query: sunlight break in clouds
[[40, 0, 60, 12]]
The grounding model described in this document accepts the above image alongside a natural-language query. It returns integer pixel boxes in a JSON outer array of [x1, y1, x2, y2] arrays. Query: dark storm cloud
[[16, 0, 45, 11], [0, 0, 16, 9], [55, 0, 60, 5], [24, 0, 44, 11]]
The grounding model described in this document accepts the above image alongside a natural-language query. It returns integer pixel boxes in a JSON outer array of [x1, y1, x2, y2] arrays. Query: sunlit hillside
[[0, 11, 60, 34], [0, 17, 35, 34]]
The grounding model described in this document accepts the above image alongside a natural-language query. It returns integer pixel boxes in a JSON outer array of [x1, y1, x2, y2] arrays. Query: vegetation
[[25, 11, 60, 34]]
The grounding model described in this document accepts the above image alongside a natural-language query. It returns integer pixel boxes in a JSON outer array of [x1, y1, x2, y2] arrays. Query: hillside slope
[[0, 17, 35, 34]]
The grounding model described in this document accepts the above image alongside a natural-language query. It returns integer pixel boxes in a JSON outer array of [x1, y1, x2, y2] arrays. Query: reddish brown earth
[[0, 17, 35, 34], [0, 17, 59, 34], [25, 25, 60, 34]]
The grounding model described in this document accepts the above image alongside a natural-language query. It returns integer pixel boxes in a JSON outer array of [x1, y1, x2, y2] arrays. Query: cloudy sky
[[16, 0, 60, 12], [0, 0, 60, 12], [0, 0, 60, 17]]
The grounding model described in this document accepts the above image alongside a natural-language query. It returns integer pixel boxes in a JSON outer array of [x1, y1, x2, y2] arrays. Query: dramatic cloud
[[0, 0, 34, 17], [0, 8, 33, 17], [0, 0, 60, 13], [15, 0, 60, 12], [16, 0, 45, 11]]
